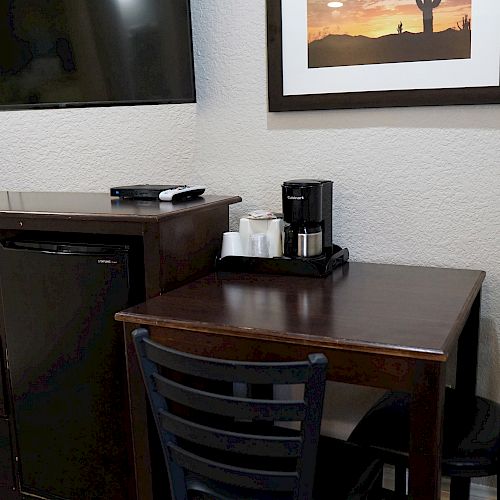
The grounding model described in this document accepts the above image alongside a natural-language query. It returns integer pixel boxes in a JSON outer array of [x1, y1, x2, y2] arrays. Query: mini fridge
[[0, 238, 137, 499]]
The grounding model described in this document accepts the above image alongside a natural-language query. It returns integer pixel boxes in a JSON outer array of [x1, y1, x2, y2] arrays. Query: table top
[[0, 191, 241, 223], [116, 262, 485, 361]]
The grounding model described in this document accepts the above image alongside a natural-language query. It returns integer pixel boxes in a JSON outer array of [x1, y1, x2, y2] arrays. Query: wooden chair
[[132, 328, 383, 500], [348, 388, 500, 500]]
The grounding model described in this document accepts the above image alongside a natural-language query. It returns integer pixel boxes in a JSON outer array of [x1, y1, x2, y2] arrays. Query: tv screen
[[0, 0, 195, 109]]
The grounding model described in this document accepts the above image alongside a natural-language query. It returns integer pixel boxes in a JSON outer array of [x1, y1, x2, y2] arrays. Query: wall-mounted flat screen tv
[[0, 0, 195, 109]]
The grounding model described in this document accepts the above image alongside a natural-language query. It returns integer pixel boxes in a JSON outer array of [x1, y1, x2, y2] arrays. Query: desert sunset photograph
[[308, 0, 473, 68]]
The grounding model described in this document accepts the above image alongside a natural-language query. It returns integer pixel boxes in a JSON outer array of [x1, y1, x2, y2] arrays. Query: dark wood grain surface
[[0, 191, 242, 500], [0, 192, 241, 222], [116, 263, 485, 360], [117, 262, 484, 500]]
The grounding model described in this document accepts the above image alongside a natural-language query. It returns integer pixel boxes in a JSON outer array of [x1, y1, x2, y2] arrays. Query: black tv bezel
[[0, 95, 196, 112], [0, 0, 196, 112]]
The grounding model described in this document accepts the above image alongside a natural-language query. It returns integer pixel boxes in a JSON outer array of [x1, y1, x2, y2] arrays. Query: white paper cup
[[239, 217, 283, 257], [221, 232, 243, 258], [249, 233, 269, 258], [267, 218, 283, 257]]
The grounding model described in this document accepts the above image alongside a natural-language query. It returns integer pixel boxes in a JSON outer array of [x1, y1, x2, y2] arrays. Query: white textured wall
[[0, 0, 499, 475], [0, 104, 197, 191], [189, 2, 500, 458]]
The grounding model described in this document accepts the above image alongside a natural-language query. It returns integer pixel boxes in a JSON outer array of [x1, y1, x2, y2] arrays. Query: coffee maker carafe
[[282, 179, 332, 258]]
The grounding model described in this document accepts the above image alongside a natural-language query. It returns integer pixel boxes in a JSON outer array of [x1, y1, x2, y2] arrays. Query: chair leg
[[394, 465, 406, 495], [449, 477, 471, 500], [367, 470, 384, 499]]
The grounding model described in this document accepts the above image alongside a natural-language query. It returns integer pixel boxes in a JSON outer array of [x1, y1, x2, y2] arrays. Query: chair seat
[[348, 387, 500, 477], [314, 436, 383, 499], [188, 436, 382, 500]]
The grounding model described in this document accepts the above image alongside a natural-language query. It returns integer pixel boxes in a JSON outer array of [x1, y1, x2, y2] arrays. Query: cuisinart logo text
[[287, 195, 304, 200], [98, 259, 118, 264]]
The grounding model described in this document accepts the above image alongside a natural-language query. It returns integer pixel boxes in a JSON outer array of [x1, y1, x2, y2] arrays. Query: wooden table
[[116, 262, 485, 500]]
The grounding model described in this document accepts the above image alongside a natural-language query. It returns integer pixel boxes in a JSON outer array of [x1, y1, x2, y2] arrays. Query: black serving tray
[[216, 244, 349, 278]]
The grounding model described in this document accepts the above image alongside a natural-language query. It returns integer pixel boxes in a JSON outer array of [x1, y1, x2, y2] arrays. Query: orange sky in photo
[[308, 0, 472, 41]]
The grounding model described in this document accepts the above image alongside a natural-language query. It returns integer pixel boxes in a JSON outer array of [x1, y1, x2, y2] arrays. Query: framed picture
[[267, 0, 500, 111]]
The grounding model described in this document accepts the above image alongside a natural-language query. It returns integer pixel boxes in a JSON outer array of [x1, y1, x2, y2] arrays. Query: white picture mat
[[282, 0, 500, 95]]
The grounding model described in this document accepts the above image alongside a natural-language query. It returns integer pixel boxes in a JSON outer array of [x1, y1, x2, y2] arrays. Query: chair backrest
[[132, 328, 328, 500]]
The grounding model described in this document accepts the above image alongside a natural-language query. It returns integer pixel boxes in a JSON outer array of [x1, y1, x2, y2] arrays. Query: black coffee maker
[[282, 179, 333, 258]]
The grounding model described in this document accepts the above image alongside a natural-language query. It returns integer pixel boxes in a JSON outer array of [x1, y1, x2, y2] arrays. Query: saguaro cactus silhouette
[[416, 0, 441, 34], [457, 14, 471, 31]]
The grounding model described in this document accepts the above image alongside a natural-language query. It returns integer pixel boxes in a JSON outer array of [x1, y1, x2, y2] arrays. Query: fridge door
[[0, 240, 133, 500]]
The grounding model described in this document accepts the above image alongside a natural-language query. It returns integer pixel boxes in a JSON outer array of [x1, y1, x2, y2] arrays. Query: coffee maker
[[282, 179, 333, 258]]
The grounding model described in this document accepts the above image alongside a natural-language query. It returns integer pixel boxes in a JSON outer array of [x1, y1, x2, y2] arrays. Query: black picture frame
[[266, 0, 500, 112]]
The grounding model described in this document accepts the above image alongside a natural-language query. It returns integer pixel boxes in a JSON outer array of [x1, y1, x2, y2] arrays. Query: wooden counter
[[0, 191, 241, 500]]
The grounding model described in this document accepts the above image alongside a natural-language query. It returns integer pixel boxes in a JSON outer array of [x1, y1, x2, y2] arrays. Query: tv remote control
[[158, 185, 206, 202]]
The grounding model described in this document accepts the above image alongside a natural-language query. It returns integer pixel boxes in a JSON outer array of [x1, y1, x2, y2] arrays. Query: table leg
[[450, 477, 472, 500], [124, 323, 154, 500], [408, 360, 446, 500], [449, 290, 481, 500], [455, 291, 481, 397]]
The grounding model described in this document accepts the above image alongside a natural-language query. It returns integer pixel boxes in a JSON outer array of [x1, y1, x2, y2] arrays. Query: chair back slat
[[153, 373, 306, 421], [144, 336, 315, 384], [132, 328, 328, 500], [167, 443, 298, 492], [159, 410, 302, 457]]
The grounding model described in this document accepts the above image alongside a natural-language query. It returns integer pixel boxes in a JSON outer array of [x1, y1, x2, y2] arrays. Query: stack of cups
[[248, 233, 269, 258], [220, 232, 243, 258], [219, 211, 283, 259], [239, 217, 282, 258]]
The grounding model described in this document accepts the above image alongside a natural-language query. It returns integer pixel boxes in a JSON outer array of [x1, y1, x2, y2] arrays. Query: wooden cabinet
[[0, 192, 240, 500]]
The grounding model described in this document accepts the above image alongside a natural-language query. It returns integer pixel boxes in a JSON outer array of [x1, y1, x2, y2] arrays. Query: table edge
[[0, 193, 242, 223], [441, 269, 485, 354], [115, 312, 449, 362], [115, 266, 486, 363]]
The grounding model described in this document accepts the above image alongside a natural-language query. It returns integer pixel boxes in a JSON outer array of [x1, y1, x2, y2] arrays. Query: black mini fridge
[[0, 239, 136, 500]]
